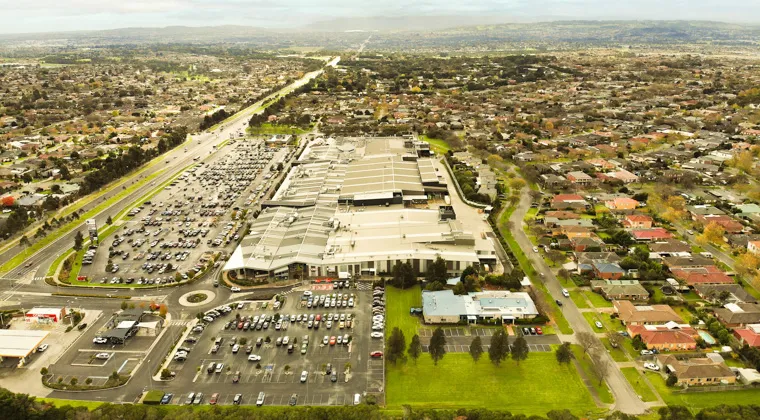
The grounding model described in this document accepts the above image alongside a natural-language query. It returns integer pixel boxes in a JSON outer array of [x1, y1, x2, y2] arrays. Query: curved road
[[510, 187, 648, 415]]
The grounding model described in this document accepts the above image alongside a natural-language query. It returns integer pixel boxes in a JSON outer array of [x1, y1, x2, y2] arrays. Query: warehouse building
[[224, 137, 498, 281], [422, 290, 538, 324]]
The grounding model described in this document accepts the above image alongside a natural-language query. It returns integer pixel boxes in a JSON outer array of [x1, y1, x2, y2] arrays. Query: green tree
[[555, 342, 573, 364], [469, 336, 484, 363], [391, 262, 417, 289], [408, 334, 422, 364], [429, 327, 447, 365], [19, 235, 30, 248], [69, 377, 78, 386], [511, 336, 529, 365], [460, 265, 476, 282], [425, 256, 448, 284], [666, 374, 678, 387], [386, 327, 407, 365], [452, 281, 466, 295], [488, 329, 510, 366], [120, 300, 129, 310], [106, 215, 113, 225], [73, 231, 84, 251], [39, 367, 48, 376]]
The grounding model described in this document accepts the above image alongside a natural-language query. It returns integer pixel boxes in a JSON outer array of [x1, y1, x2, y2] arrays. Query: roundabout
[[178, 290, 215, 307]]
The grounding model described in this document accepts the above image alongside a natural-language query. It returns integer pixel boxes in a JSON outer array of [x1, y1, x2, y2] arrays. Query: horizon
[[2, 0, 760, 35]]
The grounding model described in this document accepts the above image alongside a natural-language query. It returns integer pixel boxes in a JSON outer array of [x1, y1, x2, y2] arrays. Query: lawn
[[569, 345, 615, 404], [673, 306, 695, 323], [570, 291, 590, 309], [621, 367, 658, 402], [582, 290, 613, 308], [421, 135, 452, 155], [385, 286, 422, 339], [386, 352, 599, 415], [601, 337, 629, 362], [248, 123, 309, 135], [583, 312, 623, 333], [644, 371, 760, 412]]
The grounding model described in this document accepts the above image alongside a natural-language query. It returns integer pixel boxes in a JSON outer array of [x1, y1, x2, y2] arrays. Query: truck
[[338, 271, 352, 281]]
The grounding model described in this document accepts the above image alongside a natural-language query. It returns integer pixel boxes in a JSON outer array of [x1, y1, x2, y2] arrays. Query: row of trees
[[198, 108, 231, 131]]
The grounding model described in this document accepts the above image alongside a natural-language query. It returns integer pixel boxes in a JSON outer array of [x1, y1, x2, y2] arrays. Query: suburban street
[[509, 187, 649, 415]]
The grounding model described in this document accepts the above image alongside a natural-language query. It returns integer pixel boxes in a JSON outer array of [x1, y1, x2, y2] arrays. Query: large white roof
[[0, 330, 49, 358]]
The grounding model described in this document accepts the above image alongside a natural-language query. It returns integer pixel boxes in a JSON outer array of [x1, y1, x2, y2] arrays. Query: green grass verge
[[570, 345, 615, 404], [37, 398, 104, 409], [582, 290, 613, 308], [621, 367, 659, 402], [570, 291, 590, 309], [601, 337, 629, 362], [583, 312, 623, 333], [644, 371, 760, 412], [386, 352, 599, 415], [248, 123, 308, 135]]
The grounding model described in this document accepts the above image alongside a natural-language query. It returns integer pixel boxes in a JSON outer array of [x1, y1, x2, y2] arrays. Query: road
[[509, 187, 648, 415]]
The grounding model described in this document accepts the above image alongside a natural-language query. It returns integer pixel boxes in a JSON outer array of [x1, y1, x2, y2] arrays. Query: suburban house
[[607, 169, 639, 183], [627, 323, 698, 351], [649, 239, 692, 259], [694, 214, 745, 234], [714, 303, 760, 327], [570, 235, 605, 252], [670, 266, 734, 286], [656, 354, 736, 386], [693, 284, 757, 304], [623, 214, 653, 229], [421, 290, 538, 324], [748, 240, 760, 255], [551, 194, 589, 210], [630, 228, 673, 242], [590, 279, 649, 301], [566, 171, 592, 185], [734, 324, 760, 348], [605, 197, 639, 211], [613, 300, 684, 326], [592, 261, 626, 280]]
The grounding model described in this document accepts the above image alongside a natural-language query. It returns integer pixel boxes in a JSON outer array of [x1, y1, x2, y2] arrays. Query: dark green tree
[[556, 342, 573, 364], [386, 327, 407, 365], [425, 256, 448, 284], [429, 327, 447, 365], [511, 336, 529, 365], [73, 231, 84, 251], [488, 329, 510, 366], [391, 262, 417, 289], [469, 336, 484, 363], [408, 334, 422, 364]]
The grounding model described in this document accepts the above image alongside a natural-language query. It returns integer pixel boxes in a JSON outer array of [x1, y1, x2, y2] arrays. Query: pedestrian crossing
[[357, 282, 373, 291], [167, 320, 190, 326]]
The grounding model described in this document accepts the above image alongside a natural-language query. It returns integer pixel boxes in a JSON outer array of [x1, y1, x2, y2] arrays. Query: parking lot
[[77, 141, 290, 286], [161, 284, 377, 406], [418, 325, 558, 353]]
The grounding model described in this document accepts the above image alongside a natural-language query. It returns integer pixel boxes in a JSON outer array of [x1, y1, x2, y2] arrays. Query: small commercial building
[[422, 290, 538, 324], [0, 330, 50, 366], [24, 307, 66, 324]]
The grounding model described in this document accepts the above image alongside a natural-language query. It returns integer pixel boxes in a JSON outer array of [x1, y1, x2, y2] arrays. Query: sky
[[1, 0, 759, 34]]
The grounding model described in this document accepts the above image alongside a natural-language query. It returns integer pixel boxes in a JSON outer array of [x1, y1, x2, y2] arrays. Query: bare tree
[[590, 350, 611, 386], [606, 331, 621, 349], [577, 332, 598, 356]]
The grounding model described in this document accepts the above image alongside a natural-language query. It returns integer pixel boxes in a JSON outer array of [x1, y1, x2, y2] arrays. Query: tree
[[69, 377, 78, 386], [511, 336, 529, 365], [577, 332, 598, 356], [555, 342, 573, 364], [658, 406, 694, 420], [469, 336, 484, 363], [106, 215, 113, 225], [425, 256, 448, 284], [120, 300, 128, 310], [391, 262, 417, 289], [73, 231, 84, 251], [428, 327, 447, 365], [546, 250, 565, 266], [452, 281, 466, 295], [19, 235, 30, 248], [40, 367, 48, 376], [589, 351, 610, 386], [696, 222, 725, 246], [606, 331, 622, 349], [386, 327, 407, 365], [158, 304, 168, 318], [488, 329, 510, 366], [460, 265, 476, 282], [666, 374, 678, 387], [408, 334, 422, 364]]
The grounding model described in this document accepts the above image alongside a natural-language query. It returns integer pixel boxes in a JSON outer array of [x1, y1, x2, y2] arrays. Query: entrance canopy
[[0, 330, 49, 358]]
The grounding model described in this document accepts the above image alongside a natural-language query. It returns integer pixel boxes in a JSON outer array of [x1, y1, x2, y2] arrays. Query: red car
[[209, 393, 219, 405], [370, 351, 383, 358], [329, 336, 336, 346], [536, 327, 543, 335]]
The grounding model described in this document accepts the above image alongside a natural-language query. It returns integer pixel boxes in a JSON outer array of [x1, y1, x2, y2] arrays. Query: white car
[[95, 353, 111, 360], [231, 287, 241, 292], [248, 354, 262, 362], [37, 344, 49, 352], [561, 289, 570, 298], [372, 324, 384, 331], [300, 370, 308, 383], [370, 332, 383, 339], [644, 362, 660, 371], [640, 350, 653, 356], [594, 321, 603, 329], [532, 246, 539, 253], [93, 337, 108, 344], [323, 335, 329, 345]]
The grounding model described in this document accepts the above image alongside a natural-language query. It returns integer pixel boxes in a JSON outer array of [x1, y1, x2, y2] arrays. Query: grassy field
[[583, 312, 624, 333], [582, 290, 613, 308], [385, 285, 422, 339], [601, 337, 629, 362], [570, 290, 590, 309], [386, 352, 599, 415], [420, 135, 452, 155], [570, 345, 615, 404], [644, 371, 760, 412], [621, 367, 659, 402]]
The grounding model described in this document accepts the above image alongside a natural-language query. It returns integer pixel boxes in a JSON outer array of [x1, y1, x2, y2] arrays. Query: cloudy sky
[[1, 0, 758, 34]]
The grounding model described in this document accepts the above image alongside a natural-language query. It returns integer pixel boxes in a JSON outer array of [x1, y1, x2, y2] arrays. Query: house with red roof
[[670, 266, 734, 286], [734, 325, 760, 347], [623, 214, 653, 229], [551, 194, 589, 210], [630, 228, 673, 242], [605, 197, 639, 211], [628, 323, 698, 351], [695, 214, 744, 234]]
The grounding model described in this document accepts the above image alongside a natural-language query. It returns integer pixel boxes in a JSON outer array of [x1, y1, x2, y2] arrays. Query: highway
[[510, 187, 648, 415]]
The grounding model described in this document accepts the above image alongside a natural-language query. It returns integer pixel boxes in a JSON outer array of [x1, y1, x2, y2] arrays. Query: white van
[[353, 393, 361, 405]]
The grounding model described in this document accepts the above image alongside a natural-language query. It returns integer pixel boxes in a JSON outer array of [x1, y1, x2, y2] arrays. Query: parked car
[[95, 353, 110, 360], [594, 321, 603, 329], [300, 370, 308, 383], [644, 362, 660, 371], [248, 354, 262, 362], [233, 394, 242, 405], [562, 289, 570, 298], [289, 393, 298, 406], [640, 350, 653, 356], [209, 393, 219, 405], [160, 393, 173, 405], [37, 344, 49, 352], [232, 371, 240, 383], [370, 351, 383, 358]]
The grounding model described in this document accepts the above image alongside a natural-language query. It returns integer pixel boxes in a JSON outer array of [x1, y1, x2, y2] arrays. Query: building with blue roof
[[422, 289, 538, 324]]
